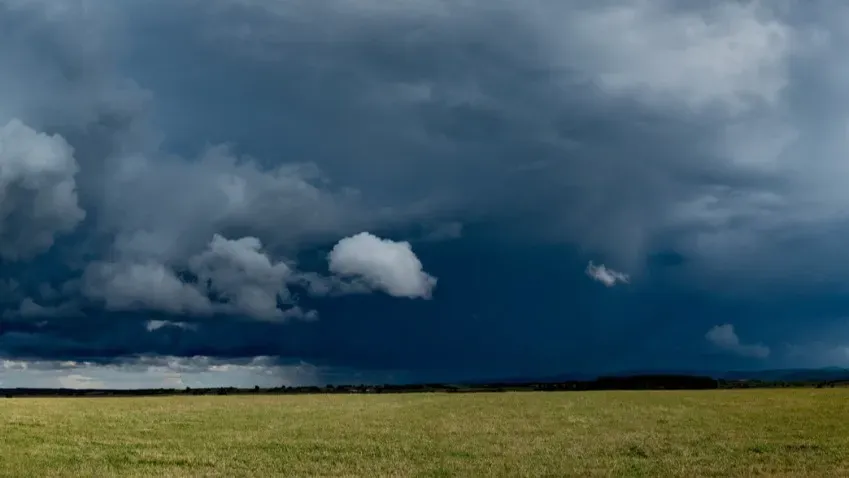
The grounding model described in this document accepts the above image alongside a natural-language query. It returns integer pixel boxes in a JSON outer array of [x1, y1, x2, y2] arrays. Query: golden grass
[[2, 389, 849, 477]]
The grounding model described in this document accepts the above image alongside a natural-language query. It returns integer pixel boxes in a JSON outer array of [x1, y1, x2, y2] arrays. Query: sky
[[2, 0, 849, 388]]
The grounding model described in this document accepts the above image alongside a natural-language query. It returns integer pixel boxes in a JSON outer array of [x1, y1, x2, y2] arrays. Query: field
[[2, 389, 849, 477]]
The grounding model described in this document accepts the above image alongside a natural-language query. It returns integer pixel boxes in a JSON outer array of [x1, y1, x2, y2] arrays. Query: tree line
[[3, 374, 848, 398]]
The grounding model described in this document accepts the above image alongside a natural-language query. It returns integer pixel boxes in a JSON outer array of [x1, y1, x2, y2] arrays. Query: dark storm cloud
[[3, 0, 849, 385], [113, 0, 849, 283]]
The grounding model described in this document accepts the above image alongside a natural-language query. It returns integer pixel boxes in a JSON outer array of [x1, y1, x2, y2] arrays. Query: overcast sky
[[2, 0, 849, 388]]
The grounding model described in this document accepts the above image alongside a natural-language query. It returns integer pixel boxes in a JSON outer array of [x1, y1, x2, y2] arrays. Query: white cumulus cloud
[[585, 261, 630, 287], [328, 232, 437, 299]]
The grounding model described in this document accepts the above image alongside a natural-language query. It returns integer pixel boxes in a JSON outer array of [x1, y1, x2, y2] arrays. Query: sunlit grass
[[2, 389, 849, 477]]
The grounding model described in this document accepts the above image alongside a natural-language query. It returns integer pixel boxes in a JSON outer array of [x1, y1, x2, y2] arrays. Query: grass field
[[2, 389, 849, 477]]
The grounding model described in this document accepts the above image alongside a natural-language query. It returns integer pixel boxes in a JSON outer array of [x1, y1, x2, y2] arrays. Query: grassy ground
[[2, 389, 849, 477]]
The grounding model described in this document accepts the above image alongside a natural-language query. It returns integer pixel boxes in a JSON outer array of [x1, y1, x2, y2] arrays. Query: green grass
[[2, 389, 849, 477]]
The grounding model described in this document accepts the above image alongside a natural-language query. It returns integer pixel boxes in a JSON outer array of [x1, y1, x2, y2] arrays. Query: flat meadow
[[2, 389, 849, 477]]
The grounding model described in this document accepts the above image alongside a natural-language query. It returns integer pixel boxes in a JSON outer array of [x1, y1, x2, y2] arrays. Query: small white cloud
[[585, 261, 630, 287], [706, 324, 770, 359], [328, 232, 437, 299], [145, 320, 198, 332]]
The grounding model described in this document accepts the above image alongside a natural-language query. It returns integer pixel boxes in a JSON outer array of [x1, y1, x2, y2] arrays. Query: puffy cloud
[[81, 230, 435, 320], [188, 234, 305, 320], [82, 261, 214, 315], [83, 234, 319, 321], [706, 324, 770, 359], [0, 119, 84, 260], [328, 232, 437, 299], [585, 262, 630, 287]]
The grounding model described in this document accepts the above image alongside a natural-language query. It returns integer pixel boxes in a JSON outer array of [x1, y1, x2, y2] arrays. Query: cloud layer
[[2, 0, 849, 385], [0, 356, 325, 389]]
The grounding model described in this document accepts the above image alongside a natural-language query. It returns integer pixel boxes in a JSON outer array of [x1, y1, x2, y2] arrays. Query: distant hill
[[717, 367, 849, 382], [473, 367, 849, 385]]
